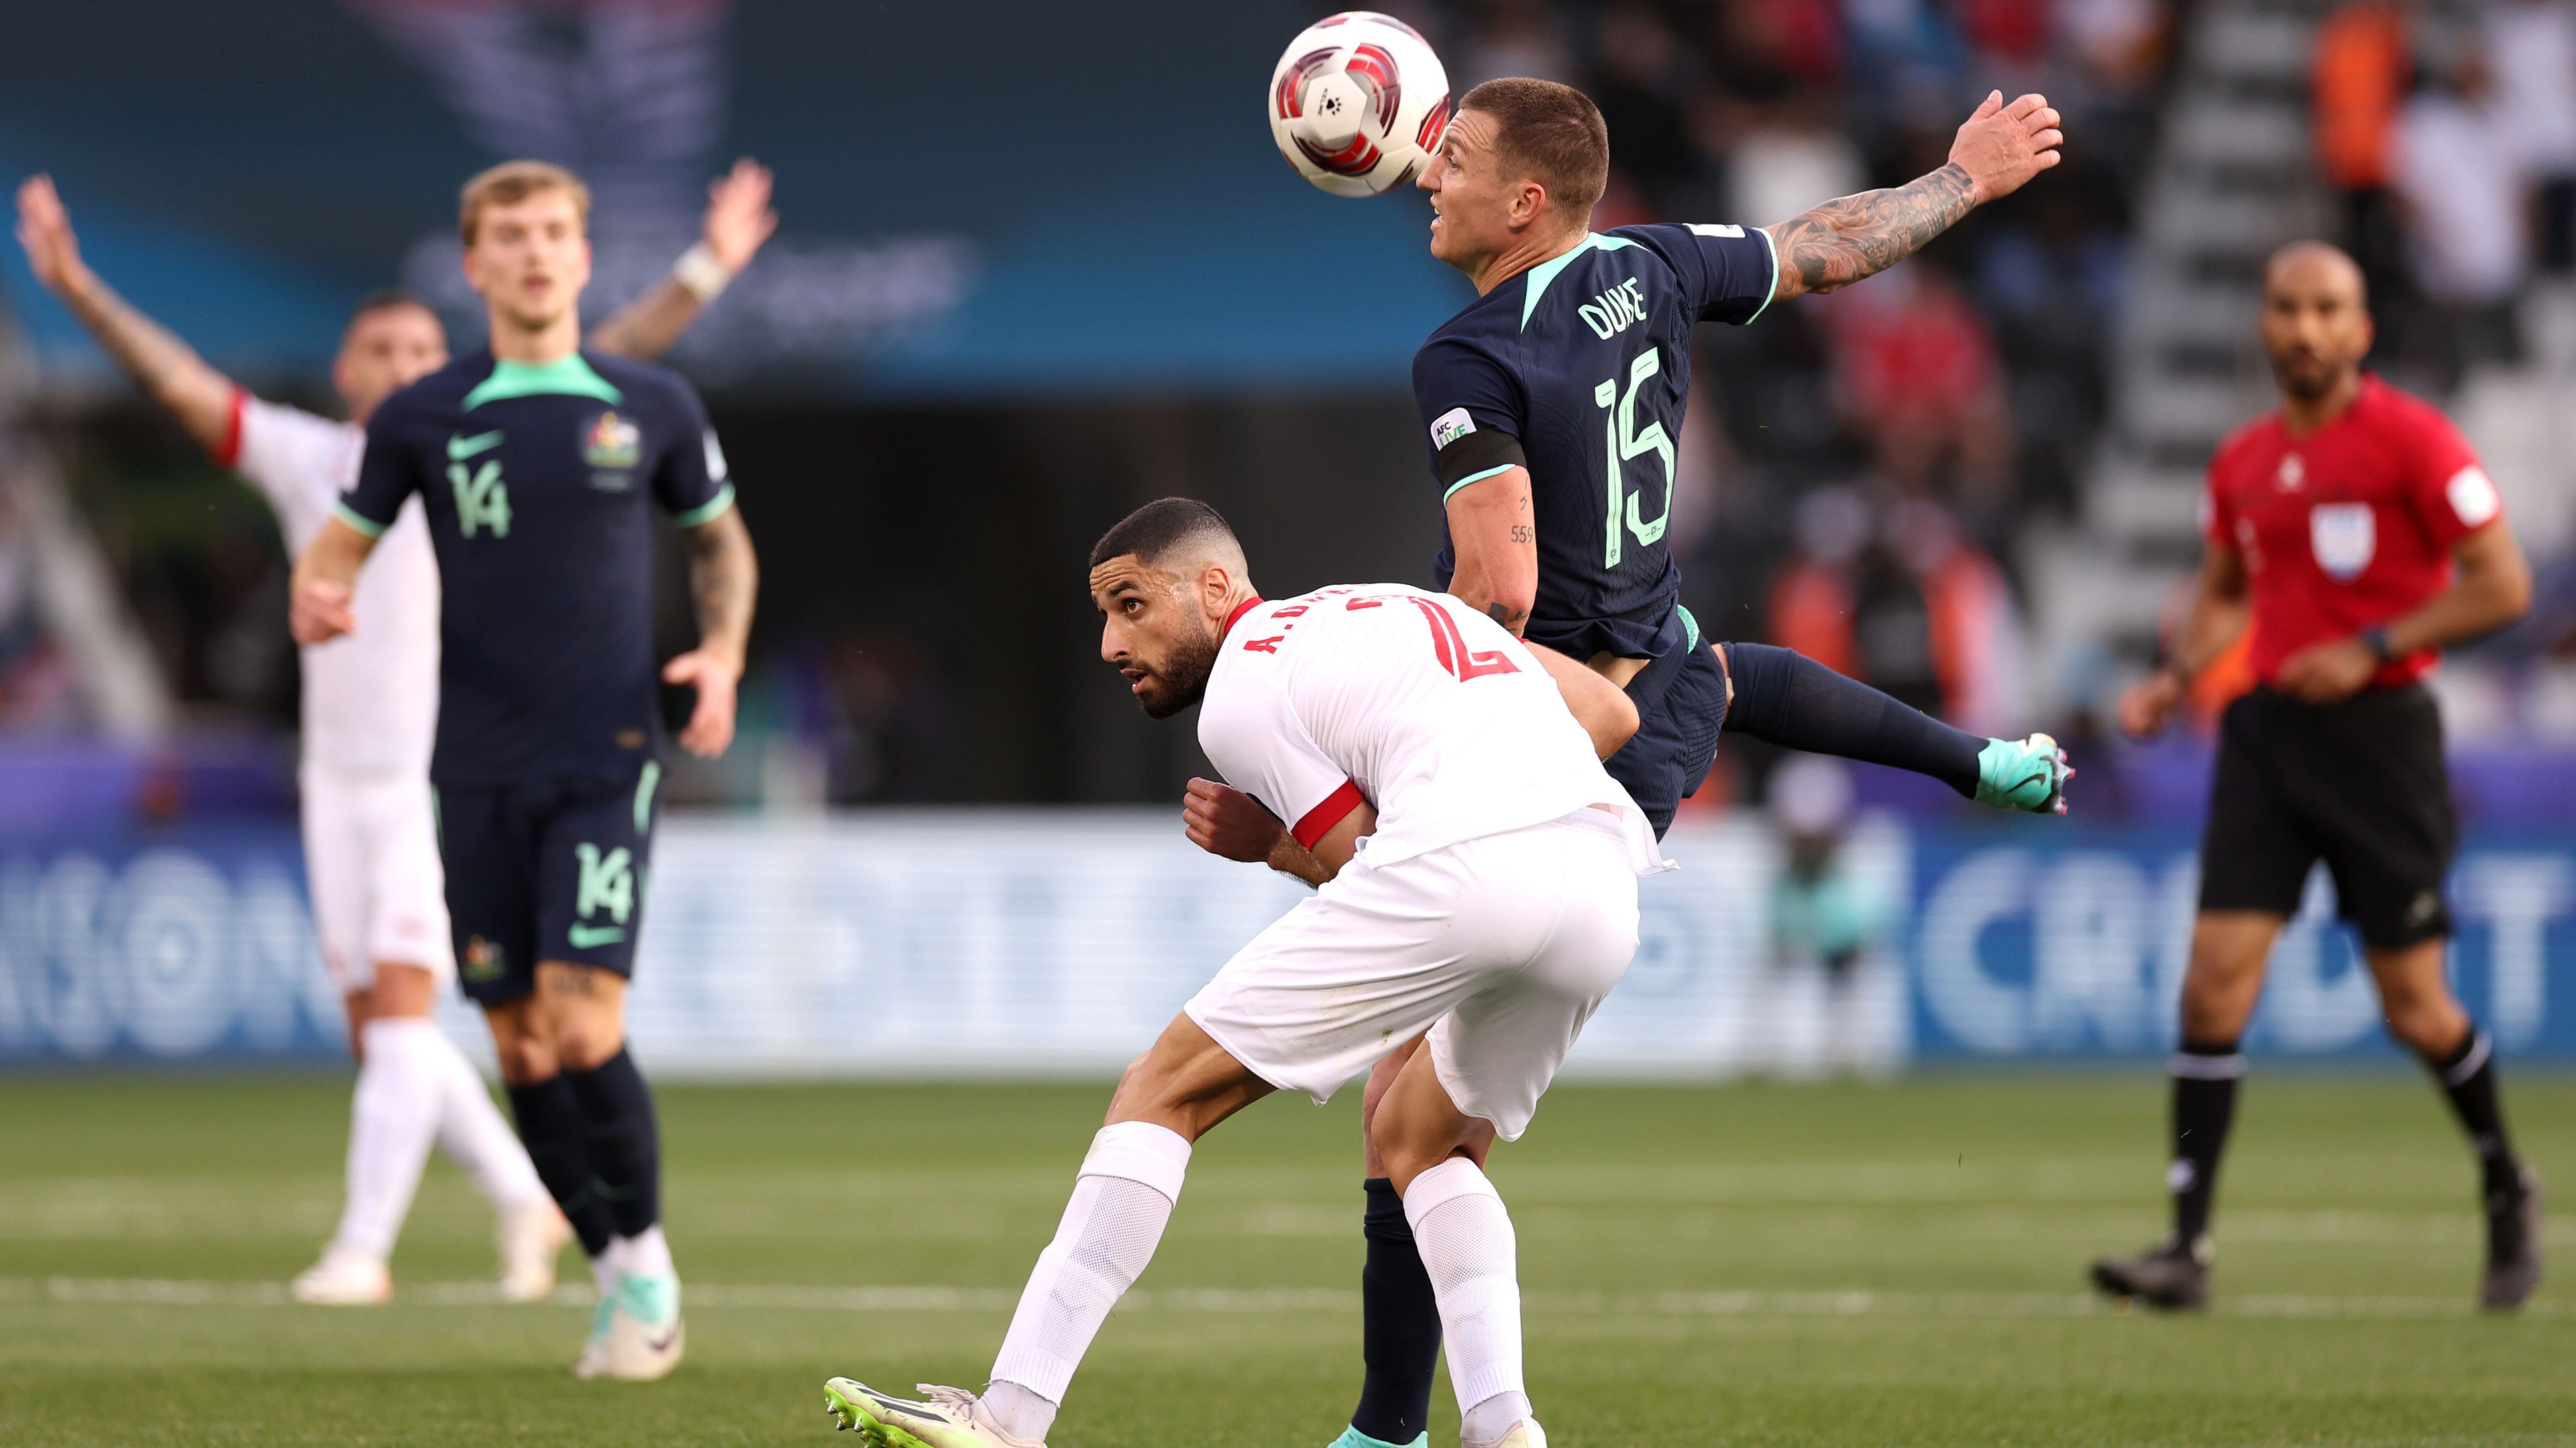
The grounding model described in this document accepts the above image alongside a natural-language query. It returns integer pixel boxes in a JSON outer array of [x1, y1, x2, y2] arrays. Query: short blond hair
[[458, 160, 591, 245]]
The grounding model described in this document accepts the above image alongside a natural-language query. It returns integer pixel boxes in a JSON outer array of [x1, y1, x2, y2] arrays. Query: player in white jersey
[[821, 498, 1653, 1448], [13, 162, 775, 1304]]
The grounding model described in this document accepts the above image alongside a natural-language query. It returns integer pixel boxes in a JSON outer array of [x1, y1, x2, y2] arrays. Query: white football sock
[[419, 1024, 549, 1210], [1405, 1158, 1528, 1441], [591, 1250, 621, 1296], [616, 1224, 674, 1278], [986, 1121, 1192, 1441], [327, 1017, 445, 1262]]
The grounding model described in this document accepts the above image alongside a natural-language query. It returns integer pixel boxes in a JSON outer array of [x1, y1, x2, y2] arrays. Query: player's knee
[[490, 1033, 557, 1085], [549, 1014, 625, 1073], [2377, 982, 2463, 1054]]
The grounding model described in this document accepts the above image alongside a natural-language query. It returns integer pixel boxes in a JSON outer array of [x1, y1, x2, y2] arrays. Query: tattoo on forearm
[[1768, 163, 1977, 296], [685, 514, 758, 652]]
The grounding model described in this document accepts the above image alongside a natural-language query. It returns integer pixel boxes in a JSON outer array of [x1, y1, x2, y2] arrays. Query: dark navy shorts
[[433, 761, 663, 1005], [1603, 636, 1732, 839]]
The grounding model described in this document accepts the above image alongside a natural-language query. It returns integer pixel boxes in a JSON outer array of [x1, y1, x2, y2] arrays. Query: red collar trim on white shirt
[[1222, 596, 1265, 637]]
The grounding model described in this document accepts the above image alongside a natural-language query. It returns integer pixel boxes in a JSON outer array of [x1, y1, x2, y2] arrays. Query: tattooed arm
[[1764, 91, 2063, 302], [663, 505, 759, 757], [1444, 463, 1538, 636]]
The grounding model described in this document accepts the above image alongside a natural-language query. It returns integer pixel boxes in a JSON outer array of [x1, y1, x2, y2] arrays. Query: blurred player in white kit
[[13, 163, 776, 1304]]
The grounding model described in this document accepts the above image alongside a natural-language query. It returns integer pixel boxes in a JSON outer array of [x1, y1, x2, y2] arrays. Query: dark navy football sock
[[506, 1074, 619, 1256], [563, 1047, 662, 1239], [1348, 1176, 1440, 1445], [1720, 641, 1984, 797]]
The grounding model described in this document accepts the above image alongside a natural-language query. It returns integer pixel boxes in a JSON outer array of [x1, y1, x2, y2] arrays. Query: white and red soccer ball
[[1269, 11, 1452, 197]]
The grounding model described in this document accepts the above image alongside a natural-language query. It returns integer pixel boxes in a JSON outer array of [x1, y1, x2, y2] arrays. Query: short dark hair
[[345, 288, 437, 331], [1460, 77, 1610, 223], [1088, 497, 1239, 571]]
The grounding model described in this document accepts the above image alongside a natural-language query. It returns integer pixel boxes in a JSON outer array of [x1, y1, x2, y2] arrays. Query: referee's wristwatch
[[2360, 625, 2396, 662]]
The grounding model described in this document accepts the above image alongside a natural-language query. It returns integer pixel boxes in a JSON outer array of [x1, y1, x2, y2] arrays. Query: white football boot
[[594, 1270, 684, 1381], [494, 1199, 570, 1303], [290, 1245, 391, 1305], [822, 1380, 1042, 1448], [1466, 1421, 1548, 1448]]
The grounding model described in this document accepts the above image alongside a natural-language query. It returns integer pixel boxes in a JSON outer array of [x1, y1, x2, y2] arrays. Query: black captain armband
[[1436, 427, 1527, 495]]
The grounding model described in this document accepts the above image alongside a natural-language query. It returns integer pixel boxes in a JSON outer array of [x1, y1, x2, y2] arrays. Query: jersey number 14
[[1595, 349, 1675, 568]]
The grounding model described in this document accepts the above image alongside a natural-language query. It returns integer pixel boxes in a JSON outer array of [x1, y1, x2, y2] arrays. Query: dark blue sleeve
[[1412, 336, 1527, 498], [337, 394, 421, 539], [651, 376, 735, 525], [1610, 222, 1779, 326]]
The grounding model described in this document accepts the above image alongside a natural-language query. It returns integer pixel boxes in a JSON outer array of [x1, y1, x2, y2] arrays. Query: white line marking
[[1, 1278, 2561, 1320]]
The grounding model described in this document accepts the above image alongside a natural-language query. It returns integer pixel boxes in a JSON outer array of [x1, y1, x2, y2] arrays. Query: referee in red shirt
[[2090, 242, 2543, 1311]]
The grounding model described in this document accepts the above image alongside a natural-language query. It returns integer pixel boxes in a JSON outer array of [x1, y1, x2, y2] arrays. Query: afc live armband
[[1432, 411, 1527, 498]]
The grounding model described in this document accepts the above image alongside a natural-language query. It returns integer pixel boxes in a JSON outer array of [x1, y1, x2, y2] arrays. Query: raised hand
[[1948, 91, 2064, 206], [15, 174, 91, 297], [700, 158, 778, 275]]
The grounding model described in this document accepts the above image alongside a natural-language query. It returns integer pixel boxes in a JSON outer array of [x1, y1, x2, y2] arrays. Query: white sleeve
[[1199, 673, 1364, 848], [222, 392, 353, 552]]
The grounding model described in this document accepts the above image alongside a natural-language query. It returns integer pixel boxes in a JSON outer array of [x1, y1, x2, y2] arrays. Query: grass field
[[3, 1072, 2571, 1447]]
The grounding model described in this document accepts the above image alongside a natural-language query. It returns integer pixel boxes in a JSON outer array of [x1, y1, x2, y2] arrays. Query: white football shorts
[[300, 763, 453, 991], [1185, 807, 1644, 1141]]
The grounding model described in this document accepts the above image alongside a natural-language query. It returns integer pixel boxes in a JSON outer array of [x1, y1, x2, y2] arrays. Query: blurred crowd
[[2319, 0, 2576, 396]]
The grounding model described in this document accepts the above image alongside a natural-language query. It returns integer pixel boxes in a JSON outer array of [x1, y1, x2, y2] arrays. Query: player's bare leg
[[1370, 1043, 1539, 1448], [2367, 939, 2543, 1308], [828, 1014, 1271, 1447], [488, 966, 680, 1378], [2091, 911, 2278, 1309]]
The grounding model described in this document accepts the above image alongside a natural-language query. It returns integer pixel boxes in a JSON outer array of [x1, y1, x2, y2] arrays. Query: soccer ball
[[1268, 11, 1452, 197]]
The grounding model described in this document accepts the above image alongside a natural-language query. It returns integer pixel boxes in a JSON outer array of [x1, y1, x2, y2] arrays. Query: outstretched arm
[[662, 505, 759, 757], [1762, 91, 2061, 302], [588, 158, 777, 361], [15, 174, 235, 452]]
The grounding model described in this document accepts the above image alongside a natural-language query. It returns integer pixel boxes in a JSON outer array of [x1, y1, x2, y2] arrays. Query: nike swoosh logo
[[447, 429, 504, 461], [567, 923, 625, 948], [644, 1328, 680, 1353]]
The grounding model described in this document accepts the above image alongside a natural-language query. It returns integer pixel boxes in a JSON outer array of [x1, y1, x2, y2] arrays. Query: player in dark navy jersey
[[1290, 79, 2082, 1448], [292, 161, 757, 1382]]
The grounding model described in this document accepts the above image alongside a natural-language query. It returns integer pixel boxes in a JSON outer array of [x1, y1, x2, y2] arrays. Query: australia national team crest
[[2310, 501, 2375, 580], [582, 408, 642, 484]]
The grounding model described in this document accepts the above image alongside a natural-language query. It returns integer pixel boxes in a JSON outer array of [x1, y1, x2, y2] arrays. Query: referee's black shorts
[[2198, 682, 2456, 949]]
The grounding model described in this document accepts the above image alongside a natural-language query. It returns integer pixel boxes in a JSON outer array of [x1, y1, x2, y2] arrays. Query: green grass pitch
[[3, 1071, 2571, 1446]]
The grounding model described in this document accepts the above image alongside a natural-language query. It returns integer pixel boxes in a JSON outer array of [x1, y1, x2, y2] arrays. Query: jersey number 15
[[1595, 349, 1675, 568]]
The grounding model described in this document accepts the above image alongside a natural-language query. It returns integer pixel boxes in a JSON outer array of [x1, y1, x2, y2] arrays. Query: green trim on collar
[[333, 501, 388, 539], [1521, 233, 1599, 329], [463, 353, 625, 410]]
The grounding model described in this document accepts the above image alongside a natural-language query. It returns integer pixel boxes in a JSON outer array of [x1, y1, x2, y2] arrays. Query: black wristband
[[2361, 625, 2395, 661]]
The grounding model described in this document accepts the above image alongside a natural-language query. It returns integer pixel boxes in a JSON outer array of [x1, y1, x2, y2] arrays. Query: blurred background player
[[291, 160, 759, 1376], [2090, 241, 2544, 1313], [1765, 755, 1887, 1077], [11, 160, 770, 1306]]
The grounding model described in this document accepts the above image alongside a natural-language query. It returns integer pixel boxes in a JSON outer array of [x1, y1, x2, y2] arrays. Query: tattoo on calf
[[1771, 163, 1978, 296]]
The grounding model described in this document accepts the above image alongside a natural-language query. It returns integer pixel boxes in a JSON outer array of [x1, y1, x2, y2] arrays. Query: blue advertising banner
[[1, 816, 2570, 1073]]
